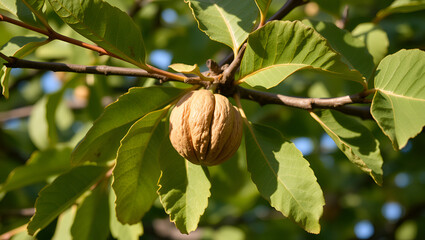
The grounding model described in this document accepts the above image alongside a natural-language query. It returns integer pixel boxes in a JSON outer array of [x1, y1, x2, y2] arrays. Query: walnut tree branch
[[0, 13, 187, 81], [3, 57, 210, 86], [237, 86, 373, 119]]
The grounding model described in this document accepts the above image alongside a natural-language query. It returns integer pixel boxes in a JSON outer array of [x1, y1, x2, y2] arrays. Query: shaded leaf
[[27, 165, 109, 236], [303, 20, 374, 80], [376, 0, 425, 21], [371, 49, 425, 149], [28, 77, 77, 149], [113, 108, 168, 224], [109, 190, 143, 240], [0, 36, 48, 98], [239, 21, 365, 89], [185, 0, 258, 56], [310, 110, 383, 184], [71, 87, 187, 165], [0, 0, 40, 27], [21, 0, 50, 29], [0, 147, 72, 194], [71, 180, 110, 240], [352, 23, 389, 66], [48, 0, 147, 68], [244, 123, 324, 234], [157, 136, 211, 234]]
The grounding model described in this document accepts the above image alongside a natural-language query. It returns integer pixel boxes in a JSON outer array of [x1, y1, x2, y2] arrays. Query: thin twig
[[4, 58, 208, 86], [128, 0, 148, 18], [0, 52, 13, 63], [336, 5, 350, 29], [221, 43, 247, 85], [0, 13, 188, 81], [4, 58, 161, 80], [0, 14, 114, 58], [237, 86, 373, 119], [0, 224, 28, 240], [267, 0, 309, 24]]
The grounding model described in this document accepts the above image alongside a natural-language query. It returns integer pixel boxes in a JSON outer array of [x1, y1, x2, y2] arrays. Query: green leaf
[[71, 87, 187, 165], [21, 0, 50, 29], [0, 147, 72, 194], [113, 108, 168, 224], [0, 36, 48, 98], [157, 136, 211, 234], [255, 0, 272, 22], [109, 190, 143, 240], [47, 0, 147, 69], [352, 23, 389, 66], [28, 78, 77, 149], [310, 110, 383, 184], [244, 123, 324, 234], [169, 63, 214, 81], [27, 165, 109, 236], [371, 49, 425, 149], [51, 207, 75, 240], [185, 0, 258, 56], [302, 20, 374, 80], [376, 0, 425, 21], [0, 0, 40, 27], [239, 21, 365, 89], [71, 180, 110, 240]]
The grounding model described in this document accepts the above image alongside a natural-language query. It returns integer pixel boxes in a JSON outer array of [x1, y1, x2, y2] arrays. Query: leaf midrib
[[210, 0, 238, 52], [378, 89, 425, 102], [247, 124, 310, 217]]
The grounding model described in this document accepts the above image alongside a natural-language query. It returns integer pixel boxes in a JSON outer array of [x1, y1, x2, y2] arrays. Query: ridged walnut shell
[[169, 90, 243, 166]]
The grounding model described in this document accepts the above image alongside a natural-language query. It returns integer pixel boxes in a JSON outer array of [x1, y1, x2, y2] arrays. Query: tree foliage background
[[1, 0, 425, 240]]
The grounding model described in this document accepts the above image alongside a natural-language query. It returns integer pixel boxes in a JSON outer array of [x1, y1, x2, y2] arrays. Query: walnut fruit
[[169, 90, 243, 166]]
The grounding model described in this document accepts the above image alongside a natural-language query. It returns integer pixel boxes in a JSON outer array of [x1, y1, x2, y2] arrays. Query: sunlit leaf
[[71, 87, 187, 165], [28, 77, 77, 149], [310, 110, 383, 184], [185, 0, 258, 56], [303, 20, 374, 80], [376, 0, 425, 21], [0, 147, 72, 194], [109, 190, 143, 240], [157, 136, 211, 234], [371, 49, 425, 149], [71, 180, 110, 240], [169, 63, 214, 81], [0, 0, 40, 27], [113, 108, 168, 224], [352, 23, 389, 66], [51, 207, 75, 240], [27, 165, 109, 236], [244, 123, 324, 234], [0, 36, 48, 98], [48, 0, 147, 68], [239, 21, 365, 89]]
